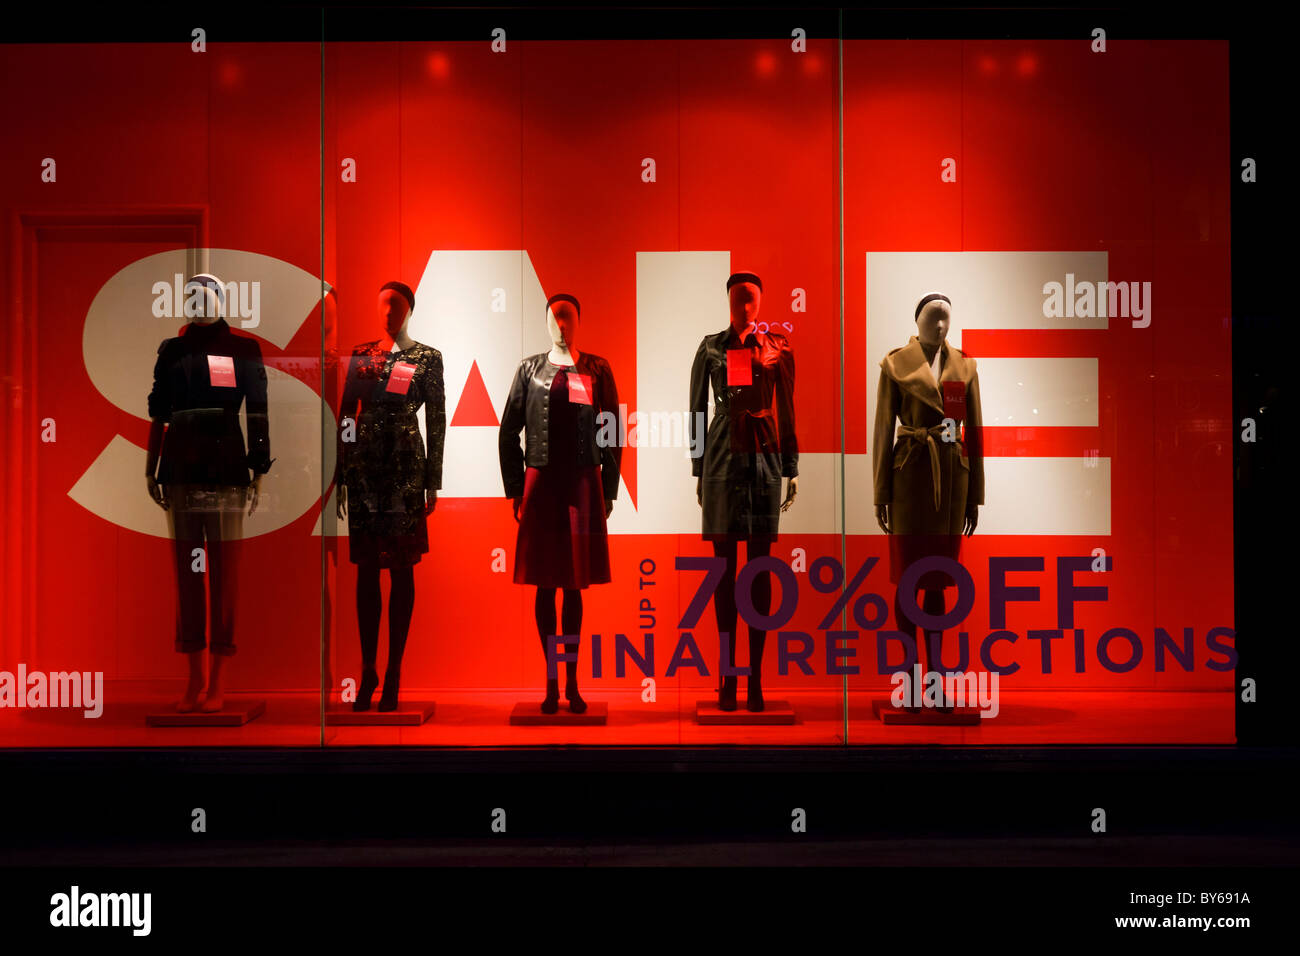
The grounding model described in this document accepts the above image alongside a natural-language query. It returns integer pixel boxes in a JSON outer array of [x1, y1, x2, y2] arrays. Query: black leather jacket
[[146, 318, 272, 486], [499, 351, 622, 502]]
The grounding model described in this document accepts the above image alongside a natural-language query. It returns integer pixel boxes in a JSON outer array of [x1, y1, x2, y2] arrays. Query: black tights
[[535, 587, 582, 684], [357, 563, 416, 693], [894, 585, 948, 673], [712, 537, 772, 687]]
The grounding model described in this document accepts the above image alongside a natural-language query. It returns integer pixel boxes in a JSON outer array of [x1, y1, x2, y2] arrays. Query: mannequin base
[[326, 701, 436, 726], [146, 698, 266, 727], [509, 701, 608, 725], [696, 700, 795, 725], [872, 698, 983, 725]]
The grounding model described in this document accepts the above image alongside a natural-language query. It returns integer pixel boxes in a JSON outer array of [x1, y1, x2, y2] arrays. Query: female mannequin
[[499, 294, 622, 714], [873, 293, 984, 709], [336, 281, 446, 712], [146, 273, 271, 713], [688, 272, 798, 712]]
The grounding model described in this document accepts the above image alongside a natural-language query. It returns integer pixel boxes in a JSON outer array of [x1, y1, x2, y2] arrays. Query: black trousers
[[165, 483, 246, 655]]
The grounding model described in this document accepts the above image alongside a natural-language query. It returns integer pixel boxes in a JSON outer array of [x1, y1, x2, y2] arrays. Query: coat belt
[[896, 423, 950, 511]]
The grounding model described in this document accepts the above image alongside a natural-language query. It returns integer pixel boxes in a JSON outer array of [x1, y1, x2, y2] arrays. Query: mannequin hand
[[247, 475, 263, 516], [696, 476, 702, 507], [425, 488, 438, 515], [336, 483, 347, 520], [780, 476, 798, 512], [605, 498, 614, 519], [512, 497, 522, 523], [875, 504, 891, 535], [146, 476, 168, 510], [964, 506, 978, 536]]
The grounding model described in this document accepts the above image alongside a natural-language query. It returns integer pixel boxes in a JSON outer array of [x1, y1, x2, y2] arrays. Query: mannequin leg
[[560, 588, 586, 713], [744, 538, 772, 712], [177, 650, 204, 713], [200, 484, 244, 712], [378, 566, 416, 711], [711, 538, 739, 710], [894, 586, 923, 712], [535, 587, 560, 713], [920, 587, 953, 711], [167, 486, 204, 648], [193, 487, 237, 713], [168, 485, 208, 709], [354, 561, 382, 711], [199, 652, 227, 713]]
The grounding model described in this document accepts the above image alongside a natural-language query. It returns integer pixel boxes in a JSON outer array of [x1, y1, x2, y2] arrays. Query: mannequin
[[689, 272, 798, 712], [873, 293, 984, 711], [146, 273, 271, 713], [336, 282, 446, 712], [499, 294, 622, 714]]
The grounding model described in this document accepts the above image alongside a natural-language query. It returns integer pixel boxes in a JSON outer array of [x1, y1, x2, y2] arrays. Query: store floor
[[0, 687, 1234, 746]]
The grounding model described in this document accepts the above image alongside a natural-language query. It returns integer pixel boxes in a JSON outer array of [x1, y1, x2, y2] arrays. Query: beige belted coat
[[872, 336, 984, 586]]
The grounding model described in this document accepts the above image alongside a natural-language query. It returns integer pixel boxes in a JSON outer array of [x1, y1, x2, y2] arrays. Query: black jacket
[[147, 318, 272, 486], [499, 351, 622, 502]]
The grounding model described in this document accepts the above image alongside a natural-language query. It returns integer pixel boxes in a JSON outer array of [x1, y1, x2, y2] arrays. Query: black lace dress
[[337, 340, 446, 567]]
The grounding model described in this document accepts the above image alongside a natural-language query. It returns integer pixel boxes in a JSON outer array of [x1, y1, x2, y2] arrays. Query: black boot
[[746, 627, 767, 712], [541, 678, 560, 714], [353, 668, 379, 712], [719, 676, 738, 711], [562, 637, 586, 713], [565, 681, 587, 714], [377, 669, 400, 712]]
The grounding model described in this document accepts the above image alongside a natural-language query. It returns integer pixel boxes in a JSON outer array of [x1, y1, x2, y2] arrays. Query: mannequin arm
[[777, 343, 798, 477], [243, 340, 272, 477], [965, 364, 985, 508], [145, 420, 167, 509], [875, 503, 890, 534], [498, 361, 528, 499], [424, 350, 446, 495], [872, 363, 900, 509], [145, 418, 165, 482], [597, 358, 622, 502], [688, 338, 709, 479], [333, 348, 362, 494]]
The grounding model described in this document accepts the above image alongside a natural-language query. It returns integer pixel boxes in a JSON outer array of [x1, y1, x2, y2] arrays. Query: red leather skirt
[[513, 463, 611, 589]]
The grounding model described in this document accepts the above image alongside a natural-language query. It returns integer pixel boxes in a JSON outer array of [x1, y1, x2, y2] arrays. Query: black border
[[0, 2, 1293, 875], [0, 4, 1237, 43]]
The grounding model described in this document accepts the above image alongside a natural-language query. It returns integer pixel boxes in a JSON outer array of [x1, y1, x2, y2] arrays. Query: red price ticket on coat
[[386, 361, 416, 395], [726, 349, 751, 386], [942, 380, 966, 421], [207, 354, 236, 387], [567, 372, 592, 404]]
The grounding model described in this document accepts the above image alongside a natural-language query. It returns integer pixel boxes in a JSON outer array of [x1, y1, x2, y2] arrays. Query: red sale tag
[[386, 361, 416, 395], [942, 380, 966, 421], [726, 349, 751, 386], [567, 372, 592, 405], [207, 354, 236, 387]]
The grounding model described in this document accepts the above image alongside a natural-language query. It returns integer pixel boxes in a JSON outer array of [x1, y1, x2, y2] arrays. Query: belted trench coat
[[872, 336, 984, 586]]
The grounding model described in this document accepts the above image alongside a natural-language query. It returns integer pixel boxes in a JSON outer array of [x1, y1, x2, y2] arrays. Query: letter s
[[70, 248, 329, 538]]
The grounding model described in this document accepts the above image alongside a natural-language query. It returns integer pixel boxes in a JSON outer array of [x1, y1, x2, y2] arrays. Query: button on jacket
[[499, 351, 622, 502], [147, 318, 271, 486]]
